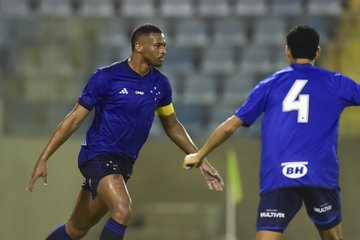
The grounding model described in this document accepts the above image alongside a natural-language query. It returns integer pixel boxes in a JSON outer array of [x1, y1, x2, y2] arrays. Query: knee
[[66, 220, 93, 239], [111, 202, 132, 224]]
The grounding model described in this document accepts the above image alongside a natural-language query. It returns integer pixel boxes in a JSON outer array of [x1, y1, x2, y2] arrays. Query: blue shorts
[[256, 187, 341, 232], [79, 153, 134, 199]]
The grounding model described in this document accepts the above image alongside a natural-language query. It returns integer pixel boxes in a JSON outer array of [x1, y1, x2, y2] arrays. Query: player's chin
[[153, 59, 164, 68], [153, 62, 162, 67]]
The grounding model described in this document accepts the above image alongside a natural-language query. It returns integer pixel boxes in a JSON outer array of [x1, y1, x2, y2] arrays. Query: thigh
[[67, 188, 108, 230], [302, 188, 342, 231], [96, 174, 132, 225], [97, 174, 132, 210], [257, 188, 303, 233]]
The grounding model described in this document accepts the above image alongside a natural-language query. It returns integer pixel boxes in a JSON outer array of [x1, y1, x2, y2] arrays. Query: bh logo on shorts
[[281, 161, 308, 179]]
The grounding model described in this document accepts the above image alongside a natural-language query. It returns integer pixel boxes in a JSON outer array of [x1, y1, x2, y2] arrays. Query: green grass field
[[1, 136, 360, 239]]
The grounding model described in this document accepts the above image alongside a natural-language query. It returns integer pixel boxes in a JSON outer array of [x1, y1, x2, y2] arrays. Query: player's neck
[[291, 58, 315, 65], [127, 56, 150, 76]]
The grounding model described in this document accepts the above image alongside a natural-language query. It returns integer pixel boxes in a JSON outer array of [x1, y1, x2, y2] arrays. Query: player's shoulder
[[311, 65, 356, 86], [151, 67, 171, 85], [151, 67, 168, 79], [258, 66, 293, 86], [98, 60, 126, 74], [91, 60, 129, 83], [257, 65, 317, 89], [270, 64, 345, 82], [311, 65, 340, 76]]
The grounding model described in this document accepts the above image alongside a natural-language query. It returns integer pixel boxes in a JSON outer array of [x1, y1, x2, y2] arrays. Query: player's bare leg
[[256, 230, 282, 240], [65, 188, 108, 239], [318, 223, 343, 240], [97, 174, 132, 225]]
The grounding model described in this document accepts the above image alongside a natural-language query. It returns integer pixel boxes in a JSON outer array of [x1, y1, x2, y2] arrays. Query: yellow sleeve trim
[[156, 103, 174, 116]]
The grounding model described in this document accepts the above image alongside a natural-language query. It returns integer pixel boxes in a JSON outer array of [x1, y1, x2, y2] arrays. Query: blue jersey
[[77, 60, 172, 166], [235, 64, 360, 193]]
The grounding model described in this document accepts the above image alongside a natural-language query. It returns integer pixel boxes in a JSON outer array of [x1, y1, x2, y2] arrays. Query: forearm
[[197, 124, 233, 160], [38, 106, 86, 163], [39, 119, 78, 161], [164, 121, 199, 154], [161, 113, 241, 159], [197, 116, 242, 160]]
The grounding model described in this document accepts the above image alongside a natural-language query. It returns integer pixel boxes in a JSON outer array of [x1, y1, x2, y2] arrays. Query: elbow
[[222, 123, 237, 136], [61, 113, 82, 132], [221, 116, 241, 135]]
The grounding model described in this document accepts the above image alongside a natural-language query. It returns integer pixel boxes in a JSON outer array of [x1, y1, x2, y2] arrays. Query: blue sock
[[100, 218, 127, 240], [46, 223, 71, 240]]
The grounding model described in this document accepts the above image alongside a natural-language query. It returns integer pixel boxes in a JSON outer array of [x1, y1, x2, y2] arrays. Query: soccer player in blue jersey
[[27, 24, 224, 240], [183, 26, 360, 240]]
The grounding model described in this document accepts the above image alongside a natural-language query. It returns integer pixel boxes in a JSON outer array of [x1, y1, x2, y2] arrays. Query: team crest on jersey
[[281, 161, 308, 179], [150, 86, 161, 101]]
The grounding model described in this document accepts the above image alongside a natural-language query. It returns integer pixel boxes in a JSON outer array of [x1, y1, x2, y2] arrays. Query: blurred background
[[1, 0, 360, 239]]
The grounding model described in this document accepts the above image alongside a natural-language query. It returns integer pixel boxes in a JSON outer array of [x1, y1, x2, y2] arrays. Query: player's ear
[[285, 45, 292, 63], [285, 45, 291, 58], [315, 46, 321, 59], [134, 41, 143, 53]]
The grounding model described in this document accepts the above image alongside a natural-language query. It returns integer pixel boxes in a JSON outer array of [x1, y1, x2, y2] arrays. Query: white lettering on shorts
[[314, 205, 332, 213], [260, 209, 285, 218], [281, 161, 308, 179]]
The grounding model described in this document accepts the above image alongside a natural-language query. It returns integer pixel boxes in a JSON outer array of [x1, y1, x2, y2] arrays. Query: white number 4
[[282, 79, 309, 123]]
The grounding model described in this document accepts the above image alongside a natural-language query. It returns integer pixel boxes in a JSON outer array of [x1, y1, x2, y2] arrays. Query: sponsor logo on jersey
[[119, 88, 128, 94], [281, 161, 308, 179], [135, 91, 144, 95]]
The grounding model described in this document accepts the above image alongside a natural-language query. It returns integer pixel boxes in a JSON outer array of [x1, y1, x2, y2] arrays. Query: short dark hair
[[131, 24, 162, 50], [286, 26, 320, 60]]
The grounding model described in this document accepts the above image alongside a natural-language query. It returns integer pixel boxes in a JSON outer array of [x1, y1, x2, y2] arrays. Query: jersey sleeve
[[335, 74, 360, 106], [78, 69, 108, 110], [157, 76, 173, 107], [235, 81, 268, 126]]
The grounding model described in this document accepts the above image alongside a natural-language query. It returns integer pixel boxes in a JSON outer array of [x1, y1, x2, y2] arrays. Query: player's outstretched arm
[[27, 103, 90, 192], [157, 109, 224, 191], [183, 115, 244, 169]]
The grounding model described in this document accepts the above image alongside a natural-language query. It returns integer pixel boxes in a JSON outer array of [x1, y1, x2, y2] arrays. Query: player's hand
[[183, 153, 203, 169], [199, 160, 224, 192], [27, 160, 48, 192]]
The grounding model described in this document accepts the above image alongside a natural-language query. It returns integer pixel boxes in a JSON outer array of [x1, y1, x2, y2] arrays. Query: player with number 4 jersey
[[236, 63, 359, 193], [183, 26, 360, 240]]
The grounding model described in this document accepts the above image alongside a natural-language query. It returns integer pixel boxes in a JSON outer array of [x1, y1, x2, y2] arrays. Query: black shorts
[[256, 187, 341, 232], [79, 153, 134, 199]]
